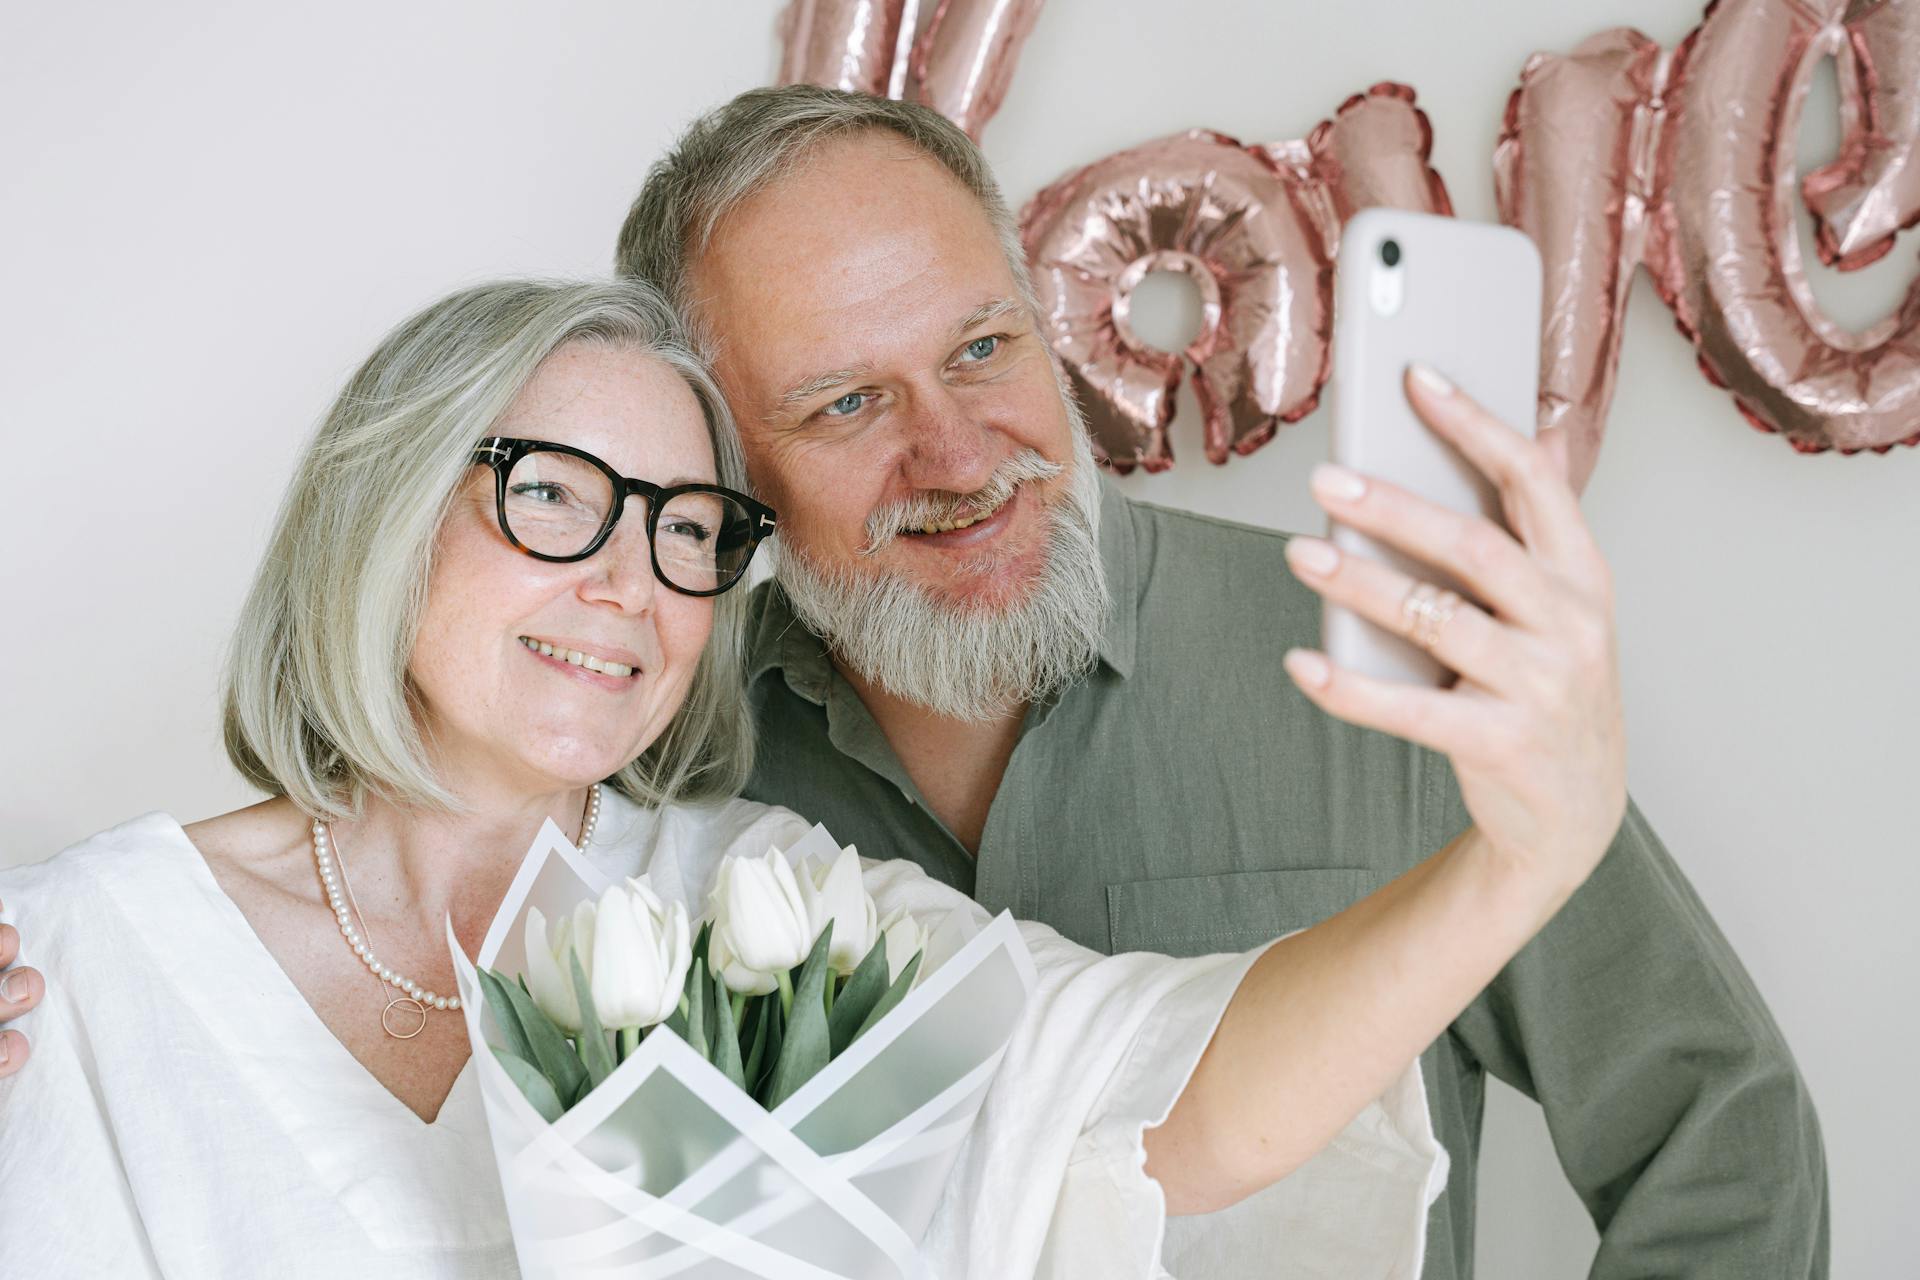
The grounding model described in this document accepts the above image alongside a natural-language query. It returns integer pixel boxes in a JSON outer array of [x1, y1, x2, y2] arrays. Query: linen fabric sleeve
[[1441, 790, 1830, 1277], [0, 867, 164, 1279], [858, 858, 1442, 1279]]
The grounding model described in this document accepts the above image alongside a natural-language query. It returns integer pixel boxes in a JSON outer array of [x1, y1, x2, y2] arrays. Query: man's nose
[[895, 382, 1001, 494]]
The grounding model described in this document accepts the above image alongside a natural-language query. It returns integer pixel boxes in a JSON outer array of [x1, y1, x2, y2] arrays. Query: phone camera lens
[[1380, 239, 1402, 268]]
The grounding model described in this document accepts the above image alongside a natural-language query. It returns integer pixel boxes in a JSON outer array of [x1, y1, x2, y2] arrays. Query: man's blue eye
[[823, 392, 866, 417], [963, 336, 1000, 361]]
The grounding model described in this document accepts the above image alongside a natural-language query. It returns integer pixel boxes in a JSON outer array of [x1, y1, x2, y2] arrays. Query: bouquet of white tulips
[[483, 841, 931, 1120], [448, 818, 1034, 1280]]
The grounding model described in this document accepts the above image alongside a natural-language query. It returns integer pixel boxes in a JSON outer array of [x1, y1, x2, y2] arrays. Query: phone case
[[1325, 209, 1542, 686]]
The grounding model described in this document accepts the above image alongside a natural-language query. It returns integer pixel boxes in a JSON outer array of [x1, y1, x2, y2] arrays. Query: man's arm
[[0, 898, 45, 1077], [1451, 796, 1829, 1277]]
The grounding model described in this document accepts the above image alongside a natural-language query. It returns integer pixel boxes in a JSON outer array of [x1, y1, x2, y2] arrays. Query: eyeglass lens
[[502, 450, 756, 592]]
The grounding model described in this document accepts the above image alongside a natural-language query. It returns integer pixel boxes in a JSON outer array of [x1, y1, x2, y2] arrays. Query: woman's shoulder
[[0, 812, 197, 951], [2, 812, 193, 895]]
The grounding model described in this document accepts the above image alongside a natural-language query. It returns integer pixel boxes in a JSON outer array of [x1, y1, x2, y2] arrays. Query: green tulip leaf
[[568, 950, 616, 1091], [495, 972, 587, 1108], [663, 995, 689, 1042], [754, 991, 786, 1102], [683, 957, 711, 1062], [763, 924, 834, 1110], [853, 951, 922, 1046], [710, 967, 746, 1091], [827, 939, 891, 1057], [742, 995, 771, 1086], [492, 1047, 563, 1123], [478, 967, 536, 1066]]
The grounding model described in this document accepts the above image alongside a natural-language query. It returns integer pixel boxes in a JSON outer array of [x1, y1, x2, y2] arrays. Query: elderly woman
[[0, 279, 1607, 1278]]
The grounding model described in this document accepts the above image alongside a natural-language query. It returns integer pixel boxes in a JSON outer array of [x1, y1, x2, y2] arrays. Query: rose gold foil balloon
[[1802, 0, 1920, 270], [1022, 132, 1317, 471], [1260, 83, 1454, 225], [1022, 86, 1450, 472], [909, 0, 1046, 139], [1655, 0, 1920, 455], [778, 0, 915, 97], [1500, 0, 1920, 472], [1494, 29, 1666, 491]]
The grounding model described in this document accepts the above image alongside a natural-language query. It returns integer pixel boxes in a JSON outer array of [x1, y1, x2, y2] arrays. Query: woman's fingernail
[[1286, 536, 1339, 576], [0, 973, 25, 1003], [1284, 649, 1331, 689], [1408, 361, 1454, 396], [0, 1033, 9, 1066], [1311, 463, 1367, 503]]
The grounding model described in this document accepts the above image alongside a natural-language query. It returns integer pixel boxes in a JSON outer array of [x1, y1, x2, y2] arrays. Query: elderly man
[[0, 84, 1824, 1276], [615, 86, 1826, 1276]]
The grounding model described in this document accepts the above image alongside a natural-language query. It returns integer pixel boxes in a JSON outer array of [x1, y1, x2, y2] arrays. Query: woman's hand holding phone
[[1150, 394, 1625, 1210], [1282, 365, 1628, 908]]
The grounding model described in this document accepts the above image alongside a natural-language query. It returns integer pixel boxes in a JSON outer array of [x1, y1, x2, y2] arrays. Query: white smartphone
[[1325, 209, 1542, 686]]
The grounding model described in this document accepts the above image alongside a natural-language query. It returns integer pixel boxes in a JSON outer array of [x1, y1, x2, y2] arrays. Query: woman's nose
[[579, 510, 659, 611]]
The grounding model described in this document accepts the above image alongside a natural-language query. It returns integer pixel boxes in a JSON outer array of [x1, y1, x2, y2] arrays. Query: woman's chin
[[423, 703, 673, 799], [470, 739, 642, 800], [529, 747, 639, 791]]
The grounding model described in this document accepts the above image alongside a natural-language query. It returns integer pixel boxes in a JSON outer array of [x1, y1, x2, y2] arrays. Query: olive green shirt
[[742, 483, 1828, 1278]]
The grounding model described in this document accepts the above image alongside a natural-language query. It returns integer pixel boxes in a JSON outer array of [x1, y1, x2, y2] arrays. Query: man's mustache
[[859, 450, 1066, 556]]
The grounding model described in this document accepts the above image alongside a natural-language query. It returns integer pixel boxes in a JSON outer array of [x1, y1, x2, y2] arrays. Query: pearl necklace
[[311, 783, 602, 1039]]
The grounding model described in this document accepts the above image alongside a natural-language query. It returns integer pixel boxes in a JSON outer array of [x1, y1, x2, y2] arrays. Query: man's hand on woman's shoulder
[[0, 903, 44, 1078]]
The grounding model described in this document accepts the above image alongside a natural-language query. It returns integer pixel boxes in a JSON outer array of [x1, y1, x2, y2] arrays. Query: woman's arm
[[1145, 826, 1577, 1212], [1149, 368, 1627, 1214]]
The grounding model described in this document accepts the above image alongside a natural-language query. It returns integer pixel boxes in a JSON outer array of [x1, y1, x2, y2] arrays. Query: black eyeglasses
[[470, 437, 776, 598]]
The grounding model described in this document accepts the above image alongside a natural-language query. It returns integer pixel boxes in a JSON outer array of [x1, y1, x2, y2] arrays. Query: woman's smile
[[516, 634, 646, 685]]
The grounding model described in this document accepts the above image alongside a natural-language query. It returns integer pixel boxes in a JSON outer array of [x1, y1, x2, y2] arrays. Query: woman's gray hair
[[223, 278, 756, 822], [616, 85, 1037, 340]]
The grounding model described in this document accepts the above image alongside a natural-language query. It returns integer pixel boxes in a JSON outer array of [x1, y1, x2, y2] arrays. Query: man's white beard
[[773, 422, 1110, 723]]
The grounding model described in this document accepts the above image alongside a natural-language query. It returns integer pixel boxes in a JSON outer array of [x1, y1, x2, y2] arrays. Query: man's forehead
[[691, 135, 1008, 301], [689, 154, 1023, 398]]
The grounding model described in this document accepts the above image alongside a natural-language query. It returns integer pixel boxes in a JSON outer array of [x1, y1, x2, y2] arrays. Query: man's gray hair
[[616, 85, 1037, 335], [223, 278, 757, 821]]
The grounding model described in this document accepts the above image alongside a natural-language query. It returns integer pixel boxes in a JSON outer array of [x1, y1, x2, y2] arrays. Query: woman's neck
[[325, 784, 595, 950]]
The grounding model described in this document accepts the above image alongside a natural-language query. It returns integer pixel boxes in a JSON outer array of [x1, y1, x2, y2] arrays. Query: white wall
[[2, 2, 1912, 1275]]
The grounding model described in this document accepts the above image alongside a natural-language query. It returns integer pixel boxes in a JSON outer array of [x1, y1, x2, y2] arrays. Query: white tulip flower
[[798, 844, 879, 974], [708, 848, 814, 994], [877, 907, 929, 987], [590, 875, 692, 1031], [524, 900, 597, 1034], [709, 926, 779, 997]]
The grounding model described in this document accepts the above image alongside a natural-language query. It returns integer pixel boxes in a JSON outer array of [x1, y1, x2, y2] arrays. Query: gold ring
[[1400, 583, 1462, 652]]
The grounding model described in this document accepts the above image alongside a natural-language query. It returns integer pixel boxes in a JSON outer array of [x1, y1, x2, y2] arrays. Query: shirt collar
[[1092, 478, 1137, 679], [746, 476, 1140, 702]]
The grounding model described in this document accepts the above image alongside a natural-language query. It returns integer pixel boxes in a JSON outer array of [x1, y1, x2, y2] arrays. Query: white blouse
[[0, 793, 1445, 1278]]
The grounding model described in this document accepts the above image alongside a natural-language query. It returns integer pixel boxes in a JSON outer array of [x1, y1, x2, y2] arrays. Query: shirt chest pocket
[[1106, 868, 1383, 957]]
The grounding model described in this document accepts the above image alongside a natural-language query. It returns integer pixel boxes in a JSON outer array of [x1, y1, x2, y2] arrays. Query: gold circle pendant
[[382, 996, 429, 1040]]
